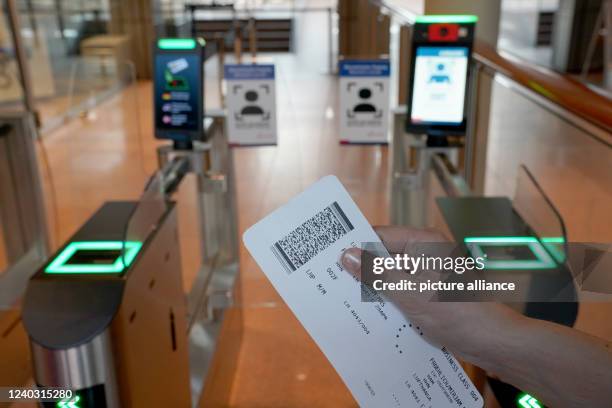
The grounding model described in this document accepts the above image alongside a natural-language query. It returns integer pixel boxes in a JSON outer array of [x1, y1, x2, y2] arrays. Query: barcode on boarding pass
[[271, 202, 354, 274]]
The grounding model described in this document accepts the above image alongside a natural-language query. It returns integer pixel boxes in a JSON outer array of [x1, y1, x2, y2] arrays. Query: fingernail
[[342, 248, 361, 272]]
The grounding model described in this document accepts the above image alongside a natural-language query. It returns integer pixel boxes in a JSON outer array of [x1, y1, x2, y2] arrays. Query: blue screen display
[[154, 54, 201, 134]]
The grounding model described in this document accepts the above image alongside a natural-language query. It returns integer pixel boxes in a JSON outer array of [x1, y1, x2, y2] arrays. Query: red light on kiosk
[[428, 23, 459, 41]]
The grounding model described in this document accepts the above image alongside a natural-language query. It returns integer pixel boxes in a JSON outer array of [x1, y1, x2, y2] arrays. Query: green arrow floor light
[[57, 395, 81, 408], [518, 393, 542, 408]]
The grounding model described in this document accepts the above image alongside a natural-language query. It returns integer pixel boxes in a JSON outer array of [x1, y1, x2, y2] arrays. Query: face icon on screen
[[428, 63, 451, 84], [347, 82, 384, 119], [233, 85, 271, 122], [410, 46, 469, 125]]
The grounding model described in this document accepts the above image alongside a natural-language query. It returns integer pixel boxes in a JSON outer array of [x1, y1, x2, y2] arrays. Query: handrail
[[473, 42, 612, 135], [431, 154, 472, 198], [370, 0, 612, 136]]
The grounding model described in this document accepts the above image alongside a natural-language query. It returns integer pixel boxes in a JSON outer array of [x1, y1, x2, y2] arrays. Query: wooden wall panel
[[338, 0, 390, 59], [397, 25, 412, 104], [109, 0, 157, 79]]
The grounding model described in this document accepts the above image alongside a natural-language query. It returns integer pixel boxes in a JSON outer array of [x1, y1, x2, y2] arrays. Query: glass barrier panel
[[15, 0, 113, 130], [121, 172, 167, 267], [38, 59, 149, 248], [0, 5, 25, 111], [513, 164, 568, 263]]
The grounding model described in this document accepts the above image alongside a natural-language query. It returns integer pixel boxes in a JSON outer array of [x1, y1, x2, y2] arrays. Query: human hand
[[341, 226, 526, 363], [343, 227, 612, 408]]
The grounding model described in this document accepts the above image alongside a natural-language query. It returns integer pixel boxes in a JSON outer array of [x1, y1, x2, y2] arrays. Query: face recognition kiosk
[[391, 15, 478, 225], [154, 38, 206, 148], [22, 202, 191, 407], [406, 15, 477, 139]]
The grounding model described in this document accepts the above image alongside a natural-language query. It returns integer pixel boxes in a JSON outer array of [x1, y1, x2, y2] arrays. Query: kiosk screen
[[154, 53, 202, 133], [410, 46, 468, 126]]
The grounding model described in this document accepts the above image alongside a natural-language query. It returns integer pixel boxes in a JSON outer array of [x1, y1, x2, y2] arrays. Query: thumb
[[341, 247, 362, 279]]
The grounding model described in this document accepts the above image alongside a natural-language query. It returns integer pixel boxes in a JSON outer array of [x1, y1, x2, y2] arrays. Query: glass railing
[[481, 72, 612, 242], [0, 58, 144, 308], [37, 59, 148, 248], [10, 0, 131, 132], [0, 5, 26, 112], [497, 0, 558, 69], [58, 57, 136, 126]]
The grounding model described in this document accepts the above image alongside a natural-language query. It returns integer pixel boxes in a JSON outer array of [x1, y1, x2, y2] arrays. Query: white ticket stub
[[243, 175, 483, 408]]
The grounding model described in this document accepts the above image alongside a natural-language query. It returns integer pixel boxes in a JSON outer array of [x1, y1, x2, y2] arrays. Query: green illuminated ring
[[541, 236, 566, 263], [45, 241, 143, 274], [464, 236, 557, 270]]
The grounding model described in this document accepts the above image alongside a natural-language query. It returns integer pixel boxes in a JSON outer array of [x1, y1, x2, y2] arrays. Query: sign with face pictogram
[[225, 64, 277, 145], [339, 60, 390, 144]]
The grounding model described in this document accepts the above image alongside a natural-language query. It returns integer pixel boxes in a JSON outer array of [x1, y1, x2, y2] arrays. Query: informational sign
[[339, 60, 390, 144], [225, 64, 277, 146], [410, 47, 469, 125], [153, 38, 205, 142]]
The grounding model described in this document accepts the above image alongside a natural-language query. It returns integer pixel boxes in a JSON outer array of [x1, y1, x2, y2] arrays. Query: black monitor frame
[[405, 42, 473, 136]]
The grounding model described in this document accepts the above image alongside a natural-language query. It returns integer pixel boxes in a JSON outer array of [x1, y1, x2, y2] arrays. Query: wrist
[[453, 304, 530, 370]]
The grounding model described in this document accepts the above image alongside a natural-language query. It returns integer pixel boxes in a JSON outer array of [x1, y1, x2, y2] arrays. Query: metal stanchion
[[233, 21, 243, 63], [217, 38, 226, 105], [390, 107, 460, 227], [156, 114, 238, 320], [155, 113, 240, 406], [464, 61, 482, 189]]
